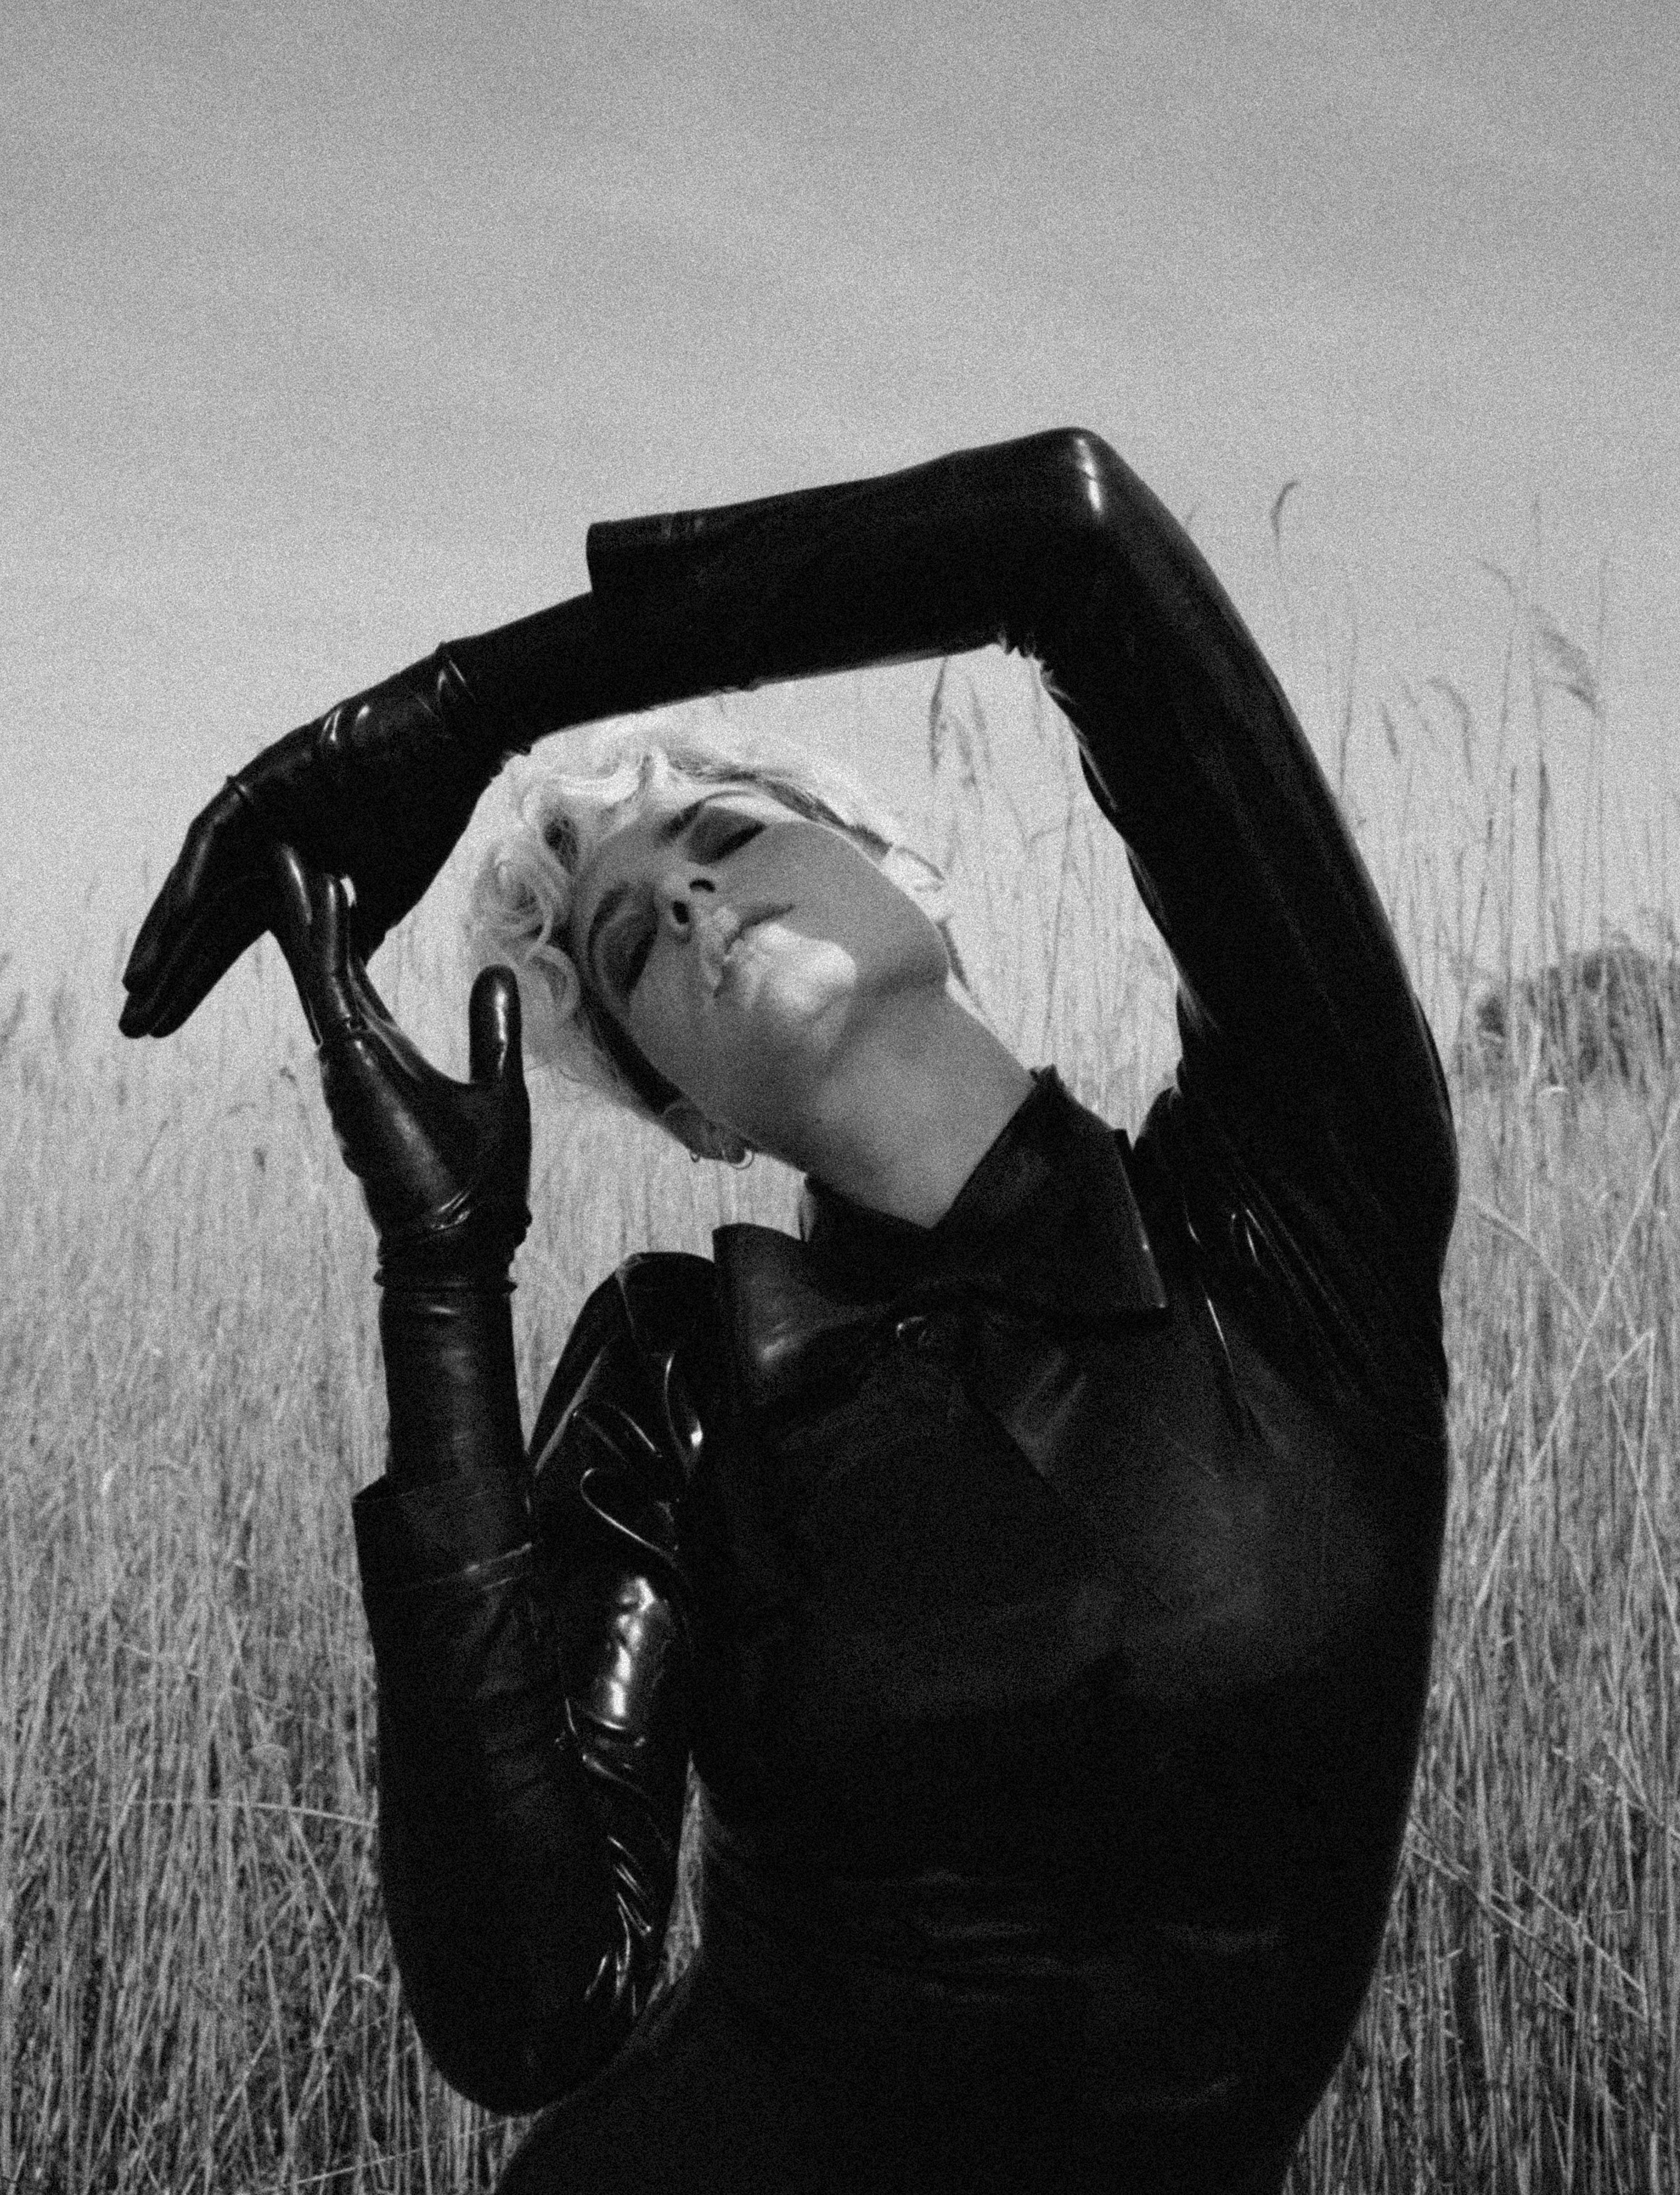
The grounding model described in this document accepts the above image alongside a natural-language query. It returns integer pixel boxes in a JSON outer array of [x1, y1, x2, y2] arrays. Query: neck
[[782, 981, 1035, 1228]]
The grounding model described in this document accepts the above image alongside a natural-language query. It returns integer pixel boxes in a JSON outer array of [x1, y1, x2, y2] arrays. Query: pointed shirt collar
[[715, 1069, 1168, 1412]]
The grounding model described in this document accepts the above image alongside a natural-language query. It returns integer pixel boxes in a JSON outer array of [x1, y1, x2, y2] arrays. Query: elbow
[[394, 1915, 622, 2117], [1016, 427, 1132, 553], [410, 2005, 560, 2119], [408, 1990, 596, 2118], [995, 429, 1156, 657], [377, 1799, 625, 2117]]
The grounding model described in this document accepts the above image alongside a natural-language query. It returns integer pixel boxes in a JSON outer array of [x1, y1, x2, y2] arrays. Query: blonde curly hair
[[466, 716, 967, 1123]]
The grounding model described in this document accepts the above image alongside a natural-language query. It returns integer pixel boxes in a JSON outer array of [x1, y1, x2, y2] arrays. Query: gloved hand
[[119, 650, 504, 1040], [121, 433, 1132, 1046], [268, 843, 531, 1288]]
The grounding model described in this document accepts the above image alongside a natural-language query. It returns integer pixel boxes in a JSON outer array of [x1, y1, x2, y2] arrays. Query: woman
[[121, 430, 1458, 2193]]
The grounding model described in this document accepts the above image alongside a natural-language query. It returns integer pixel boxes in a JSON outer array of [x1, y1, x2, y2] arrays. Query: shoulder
[[1134, 1082, 1452, 1431], [528, 1252, 724, 1497]]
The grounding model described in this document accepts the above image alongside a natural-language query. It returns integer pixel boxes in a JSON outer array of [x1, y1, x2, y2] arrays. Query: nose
[[656, 870, 717, 935]]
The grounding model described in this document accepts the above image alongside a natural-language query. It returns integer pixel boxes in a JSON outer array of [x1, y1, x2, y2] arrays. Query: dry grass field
[[2, 623, 1675, 2190]]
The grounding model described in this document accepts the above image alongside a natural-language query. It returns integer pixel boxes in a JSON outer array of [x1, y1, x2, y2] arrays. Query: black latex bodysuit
[[351, 433, 1459, 2194]]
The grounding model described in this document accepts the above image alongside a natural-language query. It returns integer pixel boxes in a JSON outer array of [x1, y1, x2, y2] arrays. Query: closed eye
[[605, 907, 657, 998], [698, 815, 766, 861], [622, 922, 656, 993]]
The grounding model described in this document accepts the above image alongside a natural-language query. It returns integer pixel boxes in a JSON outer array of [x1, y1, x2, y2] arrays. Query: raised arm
[[123, 429, 1453, 1288], [575, 429, 1457, 1269]]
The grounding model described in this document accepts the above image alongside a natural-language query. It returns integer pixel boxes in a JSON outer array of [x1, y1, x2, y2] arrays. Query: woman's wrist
[[444, 592, 632, 752], [378, 1282, 525, 1489]]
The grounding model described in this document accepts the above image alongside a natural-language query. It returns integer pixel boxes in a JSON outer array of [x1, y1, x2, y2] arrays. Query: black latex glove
[[268, 843, 531, 1288], [119, 435, 1108, 1046], [120, 651, 505, 1040]]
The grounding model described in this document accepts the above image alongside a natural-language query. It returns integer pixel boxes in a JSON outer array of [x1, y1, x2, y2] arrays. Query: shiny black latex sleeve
[[352, 1259, 709, 2117], [352, 1465, 622, 2114], [572, 430, 1457, 1298]]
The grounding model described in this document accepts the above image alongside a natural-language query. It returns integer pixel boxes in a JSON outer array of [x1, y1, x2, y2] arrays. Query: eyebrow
[[583, 798, 716, 997], [658, 797, 710, 844]]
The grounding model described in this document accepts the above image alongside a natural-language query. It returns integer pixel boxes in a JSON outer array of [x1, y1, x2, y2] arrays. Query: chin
[[734, 940, 861, 1034], [745, 932, 952, 1066]]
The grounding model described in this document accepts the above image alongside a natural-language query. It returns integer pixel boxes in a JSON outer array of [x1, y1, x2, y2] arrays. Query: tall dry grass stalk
[[2, 576, 1675, 2190]]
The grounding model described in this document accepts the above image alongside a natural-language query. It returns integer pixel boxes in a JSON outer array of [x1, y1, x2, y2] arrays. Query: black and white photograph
[[4, 3, 1676, 2188]]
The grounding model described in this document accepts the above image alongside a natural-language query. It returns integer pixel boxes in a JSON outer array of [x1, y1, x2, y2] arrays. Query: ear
[[879, 839, 953, 924], [880, 838, 971, 994], [659, 1097, 753, 1166]]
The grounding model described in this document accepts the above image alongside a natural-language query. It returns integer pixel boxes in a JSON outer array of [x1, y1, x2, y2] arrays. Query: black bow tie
[[713, 1101, 1169, 1430]]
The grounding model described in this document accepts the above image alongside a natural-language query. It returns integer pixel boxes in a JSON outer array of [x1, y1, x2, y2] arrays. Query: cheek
[[726, 936, 861, 1040], [831, 855, 946, 968], [622, 967, 700, 1089], [626, 939, 856, 1110]]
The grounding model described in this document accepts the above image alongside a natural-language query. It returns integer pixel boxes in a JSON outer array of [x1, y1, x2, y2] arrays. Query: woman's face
[[568, 782, 951, 1156]]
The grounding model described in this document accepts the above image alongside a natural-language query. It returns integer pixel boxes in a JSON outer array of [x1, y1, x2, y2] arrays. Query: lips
[[697, 902, 793, 995]]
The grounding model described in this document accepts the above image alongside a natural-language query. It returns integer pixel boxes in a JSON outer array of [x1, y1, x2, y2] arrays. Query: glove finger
[[122, 872, 185, 1004], [342, 916, 401, 1034], [468, 965, 524, 1092], [269, 845, 361, 1042], [123, 784, 249, 993], [120, 788, 273, 1034], [347, 891, 394, 968], [120, 892, 271, 1038]]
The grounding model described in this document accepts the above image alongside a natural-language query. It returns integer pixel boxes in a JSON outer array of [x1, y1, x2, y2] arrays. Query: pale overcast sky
[[5, 0, 1677, 998]]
